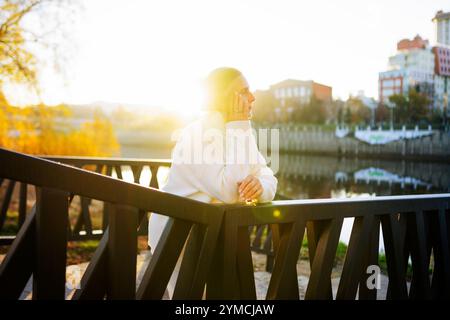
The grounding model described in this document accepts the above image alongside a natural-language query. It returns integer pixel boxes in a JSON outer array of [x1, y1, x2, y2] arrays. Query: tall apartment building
[[379, 11, 450, 116], [433, 11, 450, 116], [379, 35, 435, 107], [433, 10, 450, 46], [433, 46, 450, 114]]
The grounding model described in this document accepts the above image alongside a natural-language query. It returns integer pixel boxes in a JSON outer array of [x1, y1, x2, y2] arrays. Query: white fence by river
[[261, 125, 450, 159]]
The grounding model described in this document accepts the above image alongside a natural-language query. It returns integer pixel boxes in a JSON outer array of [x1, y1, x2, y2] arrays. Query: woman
[[144, 67, 278, 297]]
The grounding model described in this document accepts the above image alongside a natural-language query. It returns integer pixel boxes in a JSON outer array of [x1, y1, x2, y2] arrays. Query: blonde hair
[[204, 67, 243, 115]]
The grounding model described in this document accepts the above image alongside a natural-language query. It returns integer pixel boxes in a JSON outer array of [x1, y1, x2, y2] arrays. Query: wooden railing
[[0, 148, 223, 299], [0, 156, 172, 245], [212, 196, 450, 299], [0, 147, 449, 300], [0, 154, 277, 271]]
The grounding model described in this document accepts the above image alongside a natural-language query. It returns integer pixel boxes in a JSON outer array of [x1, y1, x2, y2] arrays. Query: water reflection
[[353, 168, 432, 189], [274, 154, 449, 250], [276, 154, 449, 200]]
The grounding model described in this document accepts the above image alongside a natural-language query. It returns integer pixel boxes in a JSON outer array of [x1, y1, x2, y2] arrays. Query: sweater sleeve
[[254, 153, 278, 203], [172, 120, 277, 204]]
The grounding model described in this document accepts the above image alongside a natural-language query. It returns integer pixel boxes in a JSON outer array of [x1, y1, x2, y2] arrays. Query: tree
[[328, 98, 345, 125], [388, 89, 430, 125], [1, 0, 38, 88], [0, 1, 118, 157], [0, 0, 79, 97], [295, 96, 327, 124], [337, 107, 343, 125], [375, 102, 390, 124], [0, 101, 120, 156], [389, 94, 408, 124], [345, 96, 371, 125], [408, 89, 429, 123], [344, 107, 352, 125]]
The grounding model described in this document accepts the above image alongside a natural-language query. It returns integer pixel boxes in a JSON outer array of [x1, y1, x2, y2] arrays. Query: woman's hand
[[237, 175, 263, 202]]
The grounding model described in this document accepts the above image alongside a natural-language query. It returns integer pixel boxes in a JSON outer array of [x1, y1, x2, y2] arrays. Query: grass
[[299, 236, 348, 267], [0, 210, 20, 235], [66, 240, 99, 265]]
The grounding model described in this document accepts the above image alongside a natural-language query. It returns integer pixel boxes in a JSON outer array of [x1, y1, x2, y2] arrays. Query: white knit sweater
[[148, 112, 278, 249]]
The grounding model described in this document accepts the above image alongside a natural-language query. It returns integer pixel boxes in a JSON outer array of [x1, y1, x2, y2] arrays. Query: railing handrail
[[219, 194, 450, 228], [43, 155, 172, 167], [0, 148, 219, 223], [2, 148, 449, 225], [9, 150, 450, 213], [224, 193, 450, 209]]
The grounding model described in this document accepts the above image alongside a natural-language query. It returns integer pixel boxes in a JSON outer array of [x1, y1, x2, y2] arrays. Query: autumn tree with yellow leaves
[[0, 0, 119, 156]]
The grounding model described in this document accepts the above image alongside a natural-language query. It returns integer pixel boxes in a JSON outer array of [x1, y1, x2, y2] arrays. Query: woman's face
[[229, 75, 256, 119]]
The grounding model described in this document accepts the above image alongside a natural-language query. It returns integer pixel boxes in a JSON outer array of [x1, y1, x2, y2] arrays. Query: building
[[355, 90, 377, 110], [379, 35, 435, 107], [269, 79, 332, 118], [433, 10, 450, 46], [433, 46, 450, 115], [378, 19, 450, 118]]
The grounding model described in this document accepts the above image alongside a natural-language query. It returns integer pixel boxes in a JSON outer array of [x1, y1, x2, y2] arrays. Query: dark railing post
[[358, 216, 380, 300], [305, 218, 343, 300], [0, 180, 15, 231], [131, 165, 143, 184], [0, 207, 36, 299], [381, 213, 408, 299], [18, 183, 27, 227], [33, 187, 69, 300], [114, 166, 123, 180], [102, 166, 113, 231], [72, 229, 109, 300], [431, 207, 450, 298], [269, 224, 281, 272], [137, 218, 192, 299], [131, 165, 148, 235], [149, 166, 159, 189], [305, 220, 334, 299], [336, 215, 375, 299], [173, 224, 207, 299], [267, 220, 305, 300], [173, 209, 223, 300], [407, 211, 432, 299], [215, 211, 239, 299], [236, 226, 257, 299], [107, 203, 138, 299]]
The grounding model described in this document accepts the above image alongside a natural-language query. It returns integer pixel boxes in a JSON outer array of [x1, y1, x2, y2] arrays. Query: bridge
[[0, 147, 449, 299]]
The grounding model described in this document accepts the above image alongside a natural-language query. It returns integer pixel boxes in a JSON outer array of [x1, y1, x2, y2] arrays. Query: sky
[[6, 0, 450, 115]]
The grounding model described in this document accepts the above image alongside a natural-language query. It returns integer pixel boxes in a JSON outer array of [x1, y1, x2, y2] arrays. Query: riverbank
[[258, 125, 450, 163]]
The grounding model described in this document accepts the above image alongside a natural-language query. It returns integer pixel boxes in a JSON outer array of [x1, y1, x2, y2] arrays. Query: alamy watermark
[[366, 264, 381, 290], [170, 124, 280, 174]]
